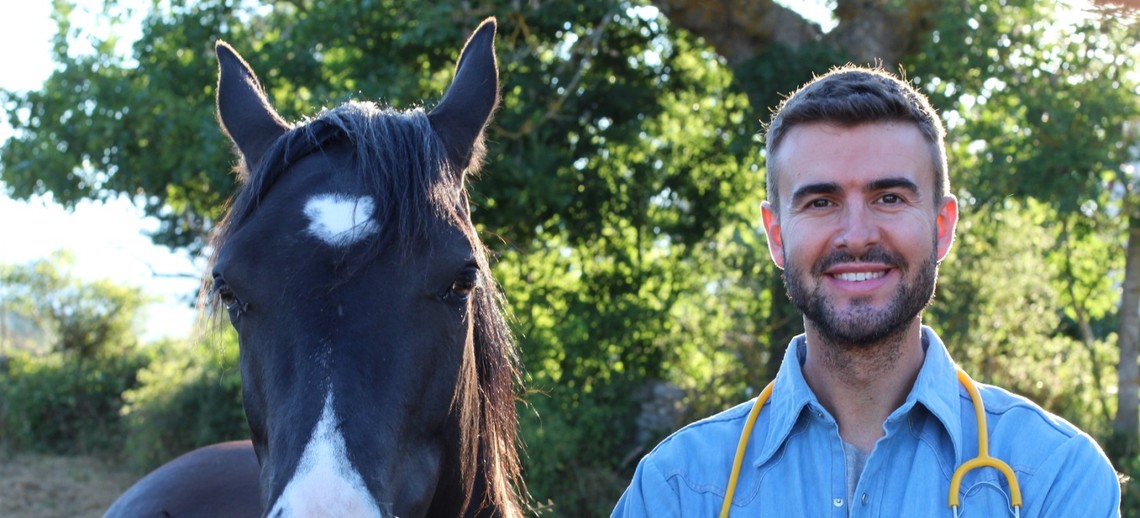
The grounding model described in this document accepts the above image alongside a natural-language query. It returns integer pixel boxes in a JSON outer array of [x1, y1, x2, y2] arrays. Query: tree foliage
[[1, 251, 149, 359], [0, 349, 148, 455], [119, 331, 246, 472], [0, 253, 152, 455], [908, 0, 1140, 445]]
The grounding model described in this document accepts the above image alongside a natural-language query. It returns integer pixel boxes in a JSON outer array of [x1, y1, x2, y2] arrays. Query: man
[[612, 65, 1120, 516]]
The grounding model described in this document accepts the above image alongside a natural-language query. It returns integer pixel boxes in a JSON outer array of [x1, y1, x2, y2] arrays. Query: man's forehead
[[771, 122, 935, 200]]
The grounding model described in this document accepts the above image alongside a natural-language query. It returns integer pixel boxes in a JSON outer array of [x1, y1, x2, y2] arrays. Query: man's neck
[[801, 320, 926, 452]]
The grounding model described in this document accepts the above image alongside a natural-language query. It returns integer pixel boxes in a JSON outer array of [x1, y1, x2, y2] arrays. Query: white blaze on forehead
[[304, 194, 379, 247], [268, 392, 384, 517]]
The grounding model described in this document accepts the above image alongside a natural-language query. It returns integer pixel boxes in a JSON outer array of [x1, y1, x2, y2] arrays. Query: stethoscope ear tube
[[719, 380, 775, 518]]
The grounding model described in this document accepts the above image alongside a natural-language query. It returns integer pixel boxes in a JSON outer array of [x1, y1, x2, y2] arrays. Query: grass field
[[0, 452, 135, 518]]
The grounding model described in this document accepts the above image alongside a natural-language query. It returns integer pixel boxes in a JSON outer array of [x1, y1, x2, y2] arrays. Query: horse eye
[[213, 277, 247, 314], [445, 266, 480, 301], [218, 286, 238, 308]]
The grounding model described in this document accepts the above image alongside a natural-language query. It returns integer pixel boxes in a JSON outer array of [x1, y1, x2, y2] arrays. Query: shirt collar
[[900, 327, 965, 464], [752, 326, 964, 467], [750, 334, 816, 467]]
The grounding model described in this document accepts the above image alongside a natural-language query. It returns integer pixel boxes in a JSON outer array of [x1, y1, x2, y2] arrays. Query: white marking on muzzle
[[304, 194, 379, 247], [267, 392, 384, 517]]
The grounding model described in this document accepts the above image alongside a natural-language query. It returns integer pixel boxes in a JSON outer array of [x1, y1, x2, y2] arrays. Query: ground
[[0, 452, 135, 518]]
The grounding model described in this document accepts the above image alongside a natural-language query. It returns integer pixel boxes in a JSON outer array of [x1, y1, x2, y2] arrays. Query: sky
[[0, 1, 200, 342]]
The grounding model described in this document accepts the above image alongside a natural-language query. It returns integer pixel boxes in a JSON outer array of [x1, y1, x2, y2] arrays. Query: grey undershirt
[[843, 440, 871, 516]]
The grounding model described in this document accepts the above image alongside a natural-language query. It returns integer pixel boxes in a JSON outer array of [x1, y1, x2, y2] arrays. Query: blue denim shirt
[[613, 328, 1120, 517]]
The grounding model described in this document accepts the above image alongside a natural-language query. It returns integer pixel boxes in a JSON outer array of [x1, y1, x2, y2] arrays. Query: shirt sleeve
[[1030, 432, 1121, 517], [612, 455, 681, 518]]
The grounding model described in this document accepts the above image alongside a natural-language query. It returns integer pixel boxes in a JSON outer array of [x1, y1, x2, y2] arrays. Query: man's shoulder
[[614, 400, 767, 516], [970, 382, 1121, 512], [975, 382, 1086, 438], [974, 382, 1114, 471], [639, 399, 757, 474]]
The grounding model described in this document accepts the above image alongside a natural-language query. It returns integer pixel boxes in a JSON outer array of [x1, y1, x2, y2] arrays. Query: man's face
[[761, 122, 958, 345]]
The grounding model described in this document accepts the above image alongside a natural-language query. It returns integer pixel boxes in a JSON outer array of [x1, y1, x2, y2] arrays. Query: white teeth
[[835, 271, 886, 282]]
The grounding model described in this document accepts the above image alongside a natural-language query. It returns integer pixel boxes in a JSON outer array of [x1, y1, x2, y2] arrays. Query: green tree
[[929, 200, 1118, 435], [0, 252, 152, 454], [910, 0, 1140, 448], [120, 331, 247, 471], [1, 251, 149, 359]]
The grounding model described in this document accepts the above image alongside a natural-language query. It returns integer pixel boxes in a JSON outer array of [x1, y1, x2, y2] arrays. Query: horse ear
[[428, 17, 500, 173], [215, 41, 290, 172]]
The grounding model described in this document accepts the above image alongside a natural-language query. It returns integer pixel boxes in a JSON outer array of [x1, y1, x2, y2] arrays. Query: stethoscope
[[719, 368, 1023, 518]]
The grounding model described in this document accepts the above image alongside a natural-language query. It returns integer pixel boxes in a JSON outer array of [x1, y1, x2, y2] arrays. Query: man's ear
[[935, 195, 959, 262], [761, 201, 786, 270]]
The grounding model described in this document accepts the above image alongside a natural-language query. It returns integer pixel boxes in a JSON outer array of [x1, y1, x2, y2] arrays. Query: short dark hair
[[764, 65, 948, 214]]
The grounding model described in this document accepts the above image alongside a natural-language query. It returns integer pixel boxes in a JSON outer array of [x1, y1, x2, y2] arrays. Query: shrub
[[0, 350, 148, 455], [119, 334, 247, 472]]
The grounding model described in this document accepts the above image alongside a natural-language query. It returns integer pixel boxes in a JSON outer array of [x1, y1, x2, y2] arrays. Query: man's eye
[[881, 193, 902, 204], [808, 199, 832, 208]]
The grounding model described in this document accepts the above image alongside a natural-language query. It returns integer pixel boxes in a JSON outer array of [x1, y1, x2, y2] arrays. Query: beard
[[783, 246, 938, 347]]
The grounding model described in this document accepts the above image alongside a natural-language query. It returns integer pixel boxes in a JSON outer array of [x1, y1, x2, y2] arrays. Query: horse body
[[104, 441, 261, 517], [106, 18, 522, 518]]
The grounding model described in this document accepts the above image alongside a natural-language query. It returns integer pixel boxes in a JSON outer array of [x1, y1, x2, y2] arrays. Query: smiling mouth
[[833, 271, 887, 282]]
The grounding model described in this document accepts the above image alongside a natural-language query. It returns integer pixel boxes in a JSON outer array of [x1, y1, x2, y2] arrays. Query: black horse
[[106, 18, 524, 517]]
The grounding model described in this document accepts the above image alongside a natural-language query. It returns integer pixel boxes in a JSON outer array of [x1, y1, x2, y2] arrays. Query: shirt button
[[861, 493, 868, 505], [833, 498, 843, 507]]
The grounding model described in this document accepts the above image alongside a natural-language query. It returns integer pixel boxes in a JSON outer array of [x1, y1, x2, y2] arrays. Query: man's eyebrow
[[788, 178, 922, 208], [790, 182, 840, 207], [868, 177, 920, 194]]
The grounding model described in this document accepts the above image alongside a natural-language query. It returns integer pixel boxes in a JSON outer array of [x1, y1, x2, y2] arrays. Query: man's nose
[[832, 204, 881, 255]]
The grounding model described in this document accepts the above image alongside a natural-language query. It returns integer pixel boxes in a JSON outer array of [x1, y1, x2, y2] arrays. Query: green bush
[[1117, 454, 1139, 516], [520, 380, 642, 516], [119, 333, 247, 472], [0, 350, 148, 455], [1101, 434, 1140, 516]]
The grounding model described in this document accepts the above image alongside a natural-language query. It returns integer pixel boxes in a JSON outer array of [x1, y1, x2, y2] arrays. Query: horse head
[[207, 18, 521, 517]]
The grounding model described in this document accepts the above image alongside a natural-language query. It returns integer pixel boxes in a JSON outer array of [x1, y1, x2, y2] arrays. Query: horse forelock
[[201, 101, 470, 308], [222, 101, 468, 252]]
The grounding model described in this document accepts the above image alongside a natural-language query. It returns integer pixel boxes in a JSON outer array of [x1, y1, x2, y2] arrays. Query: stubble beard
[[783, 246, 939, 349]]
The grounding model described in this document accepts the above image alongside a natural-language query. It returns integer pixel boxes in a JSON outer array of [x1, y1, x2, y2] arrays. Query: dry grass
[[0, 452, 135, 518]]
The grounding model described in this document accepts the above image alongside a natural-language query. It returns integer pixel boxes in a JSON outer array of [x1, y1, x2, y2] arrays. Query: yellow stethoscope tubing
[[719, 379, 774, 518], [717, 368, 1022, 518], [949, 368, 1022, 517]]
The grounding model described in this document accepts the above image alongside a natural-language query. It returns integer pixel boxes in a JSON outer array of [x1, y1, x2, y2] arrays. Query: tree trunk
[[649, 0, 941, 67], [1115, 213, 1140, 444]]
